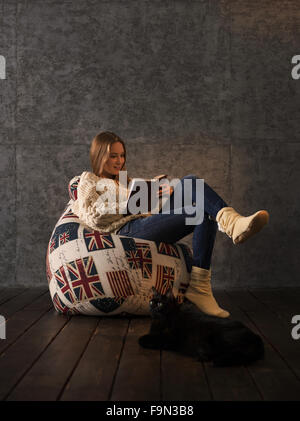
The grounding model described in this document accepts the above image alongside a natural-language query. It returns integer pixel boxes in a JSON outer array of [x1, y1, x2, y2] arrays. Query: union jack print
[[124, 247, 141, 270], [62, 208, 79, 220], [135, 242, 152, 279], [120, 237, 139, 269], [106, 270, 134, 297], [50, 238, 56, 254], [155, 265, 175, 295], [67, 256, 105, 301], [177, 281, 190, 304], [120, 237, 137, 252], [59, 231, 70, 245], [52, 293, 71, 315], [156, 242, 180, 258], [83, 228, 115, 251], [54, 265, 75, 304], [46, 244, 52, 283], [69, 307, 80, 315], [50, 222, 79, 253], [68, 177, 80, 201]]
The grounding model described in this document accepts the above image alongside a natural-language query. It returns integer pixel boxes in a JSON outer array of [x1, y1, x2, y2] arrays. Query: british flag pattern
[[68, 176, 80, 201], [46, 175, 193, 316], [155, 265, 175, 295], [156, 242, 180, 259], [83, 228, 115, 251], [54, 265, 76, 304]]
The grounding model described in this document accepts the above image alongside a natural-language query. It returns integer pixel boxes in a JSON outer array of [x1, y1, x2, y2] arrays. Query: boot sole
[[234, 210, 269, 244]]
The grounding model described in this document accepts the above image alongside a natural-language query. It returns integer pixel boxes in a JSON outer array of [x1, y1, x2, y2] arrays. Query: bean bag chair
[[46, 176, 193, 316]]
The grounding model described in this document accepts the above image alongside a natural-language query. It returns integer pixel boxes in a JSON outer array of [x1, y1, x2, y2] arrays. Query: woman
[[72, 131, 269, 318]]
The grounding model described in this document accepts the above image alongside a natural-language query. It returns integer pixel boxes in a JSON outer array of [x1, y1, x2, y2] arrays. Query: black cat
[[139, 286, 264, 367]]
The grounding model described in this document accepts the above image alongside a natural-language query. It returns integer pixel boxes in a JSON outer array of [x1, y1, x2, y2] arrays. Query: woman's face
[[101, 142, 125, 178]]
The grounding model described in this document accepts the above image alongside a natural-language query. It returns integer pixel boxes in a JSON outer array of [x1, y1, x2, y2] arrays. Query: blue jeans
[[116, 175, 228, 270]]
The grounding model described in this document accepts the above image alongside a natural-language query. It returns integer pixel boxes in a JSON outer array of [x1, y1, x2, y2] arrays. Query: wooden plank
[[226, 289, 300, 391], [22, 290, 53, 312], [223, 289, 300, 401], [0, 287, 48, 319], [249, 288, 300, 324], [201, 290, 262, 401], [60, 317, 129, 401], [6, 315, 99, 401], [204, 363, 261, 401], [161, 351, 212, 401], [111, 317, 161, 401], [0, 288, 27, 306], [2, 287, 298, 402], [0, 310, 68, 400], [0, 293, 54, 355]]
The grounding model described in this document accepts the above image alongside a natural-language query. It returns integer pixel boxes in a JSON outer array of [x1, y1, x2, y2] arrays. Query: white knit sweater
[[70, 171, 150, 233]]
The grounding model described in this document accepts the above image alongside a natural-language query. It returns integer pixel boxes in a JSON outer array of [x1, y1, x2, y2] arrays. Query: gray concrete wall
[[0, 0, 299, 287]]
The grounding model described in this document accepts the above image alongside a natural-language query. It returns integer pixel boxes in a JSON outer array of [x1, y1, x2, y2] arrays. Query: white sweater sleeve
[[71, 171, 127, 229]]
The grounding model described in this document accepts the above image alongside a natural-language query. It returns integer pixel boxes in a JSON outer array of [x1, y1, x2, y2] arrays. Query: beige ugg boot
[[216, 207, 269, 245], [185, 266, 230, 318]]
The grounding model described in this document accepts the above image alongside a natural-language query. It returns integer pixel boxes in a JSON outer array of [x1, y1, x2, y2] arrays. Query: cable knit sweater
[[70, 171, 150, 234]]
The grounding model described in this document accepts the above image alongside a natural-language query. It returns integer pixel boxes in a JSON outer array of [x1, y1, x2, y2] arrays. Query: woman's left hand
[[156, 183, 174, 198]]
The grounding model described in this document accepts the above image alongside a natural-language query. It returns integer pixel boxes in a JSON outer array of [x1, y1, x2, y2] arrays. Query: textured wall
[[0, 0, 299, 287]]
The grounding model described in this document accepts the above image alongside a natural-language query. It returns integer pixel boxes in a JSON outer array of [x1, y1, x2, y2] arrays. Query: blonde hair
[[89, 131, 130, 185]]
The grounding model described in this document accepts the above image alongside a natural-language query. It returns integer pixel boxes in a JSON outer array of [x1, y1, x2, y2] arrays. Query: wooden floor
[[0, 286, 300, 401]]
